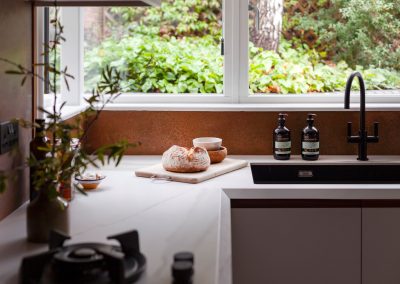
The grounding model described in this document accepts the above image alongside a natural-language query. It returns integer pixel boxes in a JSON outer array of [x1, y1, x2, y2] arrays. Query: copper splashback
[[84, 111, 400, 155]]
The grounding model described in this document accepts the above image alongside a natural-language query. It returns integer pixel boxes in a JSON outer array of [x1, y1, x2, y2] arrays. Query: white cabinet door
[[362, 208, 400, 284], [231, 208, 361, 284]]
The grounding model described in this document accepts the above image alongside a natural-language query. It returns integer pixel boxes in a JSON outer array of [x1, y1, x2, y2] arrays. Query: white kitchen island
[[2, 155, 400, 284]]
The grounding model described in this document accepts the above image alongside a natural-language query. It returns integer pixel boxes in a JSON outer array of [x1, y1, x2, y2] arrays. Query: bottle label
[[275, 141, 291, 155], [302, 141, 319, 155], [59, 181, 72, 202]]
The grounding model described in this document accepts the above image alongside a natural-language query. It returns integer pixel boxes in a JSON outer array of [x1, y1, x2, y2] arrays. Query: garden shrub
[[85, 34, 400, 94], [84, 0, 400, 94], [85, 35, 224, 93], [108, 0, 222, 40], [284, 0, 400, 71]]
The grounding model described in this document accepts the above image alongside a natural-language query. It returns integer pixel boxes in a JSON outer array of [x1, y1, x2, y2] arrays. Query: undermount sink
[[251, 163, 400, 184]]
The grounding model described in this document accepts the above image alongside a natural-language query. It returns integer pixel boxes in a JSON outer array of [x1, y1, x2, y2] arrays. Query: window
[[241, 0, 400, 104], [36, 0, 400, 111], [37, 0, 236, 108], [38, 6, 83, 115], [83, 4, 224, 95]]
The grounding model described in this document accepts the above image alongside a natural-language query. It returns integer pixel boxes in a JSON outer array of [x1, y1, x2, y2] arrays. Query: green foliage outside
[[249, 40, 400, 94], [107, 0, 222, 39], [84, 0, 400, 94], [85, 35, 223, 93], [284, 0, 400, 71]]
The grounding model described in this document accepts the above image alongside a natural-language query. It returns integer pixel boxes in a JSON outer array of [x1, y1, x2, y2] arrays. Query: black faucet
[[344, 71, 379, 161]]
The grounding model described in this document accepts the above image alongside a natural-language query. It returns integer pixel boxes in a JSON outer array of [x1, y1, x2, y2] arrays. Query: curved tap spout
[[344, 71, 379, 161], [344, 71, 366, 134], [344, 71, 366, 108]]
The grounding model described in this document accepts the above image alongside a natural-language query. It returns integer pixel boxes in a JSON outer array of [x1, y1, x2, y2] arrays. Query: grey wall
[[0, 0, 32, 220]]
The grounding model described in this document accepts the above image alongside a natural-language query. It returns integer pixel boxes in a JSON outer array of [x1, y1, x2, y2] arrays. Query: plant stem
[[79, 92, 122, 145], [51, 1, 58, 157]]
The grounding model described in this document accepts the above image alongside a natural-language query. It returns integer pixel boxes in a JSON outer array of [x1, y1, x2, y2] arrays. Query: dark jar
[[26, 182, 69, 243], [29, 119, 50, 201]]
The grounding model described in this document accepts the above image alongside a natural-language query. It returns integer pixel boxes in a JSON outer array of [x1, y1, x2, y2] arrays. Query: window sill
[[102, 102, 400, 112], [43, 105, 85, 121], [99, 89, 400, 111], [50, 90, 400, 116], [43, 94, 87, 121], [60, 105, 87, 120]]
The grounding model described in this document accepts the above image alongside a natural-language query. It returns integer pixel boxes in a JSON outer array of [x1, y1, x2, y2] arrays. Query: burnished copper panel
[[84, 111, 400, 155]]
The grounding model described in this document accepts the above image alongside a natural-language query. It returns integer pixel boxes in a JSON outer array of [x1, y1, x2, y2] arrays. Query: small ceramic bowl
[[207, 146, 228, 164], [193, 137, 222, 151], [75, 174, 106, 190]]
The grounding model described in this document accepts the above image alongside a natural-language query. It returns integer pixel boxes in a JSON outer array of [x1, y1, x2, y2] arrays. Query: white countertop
[[2, 155, 400, 284]]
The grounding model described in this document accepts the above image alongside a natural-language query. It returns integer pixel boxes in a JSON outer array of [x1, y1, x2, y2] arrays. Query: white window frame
[[36, 7, 46, 114], [36, 2, 400, 112], [38, 2, 238, 106], [37, 7, 85, 119], [237, 0, 400, 105], [60, 7, 84, 106]]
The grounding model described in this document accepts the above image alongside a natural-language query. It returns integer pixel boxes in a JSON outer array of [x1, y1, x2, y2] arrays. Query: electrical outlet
[[0, 121, 19, 155]]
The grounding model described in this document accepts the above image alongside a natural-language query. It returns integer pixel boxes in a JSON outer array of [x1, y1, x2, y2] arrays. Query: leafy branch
[[0, 3, 138, 197]]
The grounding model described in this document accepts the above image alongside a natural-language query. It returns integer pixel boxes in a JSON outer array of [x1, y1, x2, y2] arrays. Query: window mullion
[[35, 7, 46, 118], [222, 0, 238, 103], [238, 0, 249, 103], [60, 7, 82, 106], [232, 0, 241, 103]]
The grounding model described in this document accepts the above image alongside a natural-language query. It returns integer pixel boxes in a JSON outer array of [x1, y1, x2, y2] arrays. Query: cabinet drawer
[[231, 208, 361, 284]]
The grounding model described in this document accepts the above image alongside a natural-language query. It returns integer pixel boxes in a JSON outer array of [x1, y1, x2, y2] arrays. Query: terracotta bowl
[[75, 175, 106, 190], [207, 146, 228, 164]]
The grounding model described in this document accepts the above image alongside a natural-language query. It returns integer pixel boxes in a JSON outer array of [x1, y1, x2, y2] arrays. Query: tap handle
[[373, 122, 379, 137], [347, 122, 353, 137]]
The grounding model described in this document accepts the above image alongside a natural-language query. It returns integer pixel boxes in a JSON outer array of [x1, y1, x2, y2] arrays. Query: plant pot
[[26, 184, 70, 243]]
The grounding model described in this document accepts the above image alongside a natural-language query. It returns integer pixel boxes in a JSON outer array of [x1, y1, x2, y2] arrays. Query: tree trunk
[[252, 0, 283, 51], [83, 7, 105, 48]]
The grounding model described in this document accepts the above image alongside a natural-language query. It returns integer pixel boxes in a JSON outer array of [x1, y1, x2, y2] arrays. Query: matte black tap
[[344, 71, 379, 161]]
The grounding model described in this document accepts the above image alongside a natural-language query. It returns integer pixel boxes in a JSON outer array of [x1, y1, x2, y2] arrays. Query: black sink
[[251, 163, 400, 184]]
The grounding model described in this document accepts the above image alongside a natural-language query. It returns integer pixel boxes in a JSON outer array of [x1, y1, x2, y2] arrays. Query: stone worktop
[[2, 155, 400, 284]]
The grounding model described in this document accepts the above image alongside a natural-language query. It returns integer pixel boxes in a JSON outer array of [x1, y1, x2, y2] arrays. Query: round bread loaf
[[162, 145, 210, 173]]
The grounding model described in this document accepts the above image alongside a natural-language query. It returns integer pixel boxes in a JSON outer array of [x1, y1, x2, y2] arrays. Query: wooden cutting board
[[135, 158, 248, 184]]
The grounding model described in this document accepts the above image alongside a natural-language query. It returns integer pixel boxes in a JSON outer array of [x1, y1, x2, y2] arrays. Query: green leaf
[[74, 182, 88, 196], [0, 173, 6, 194], [5, 70, 24, 75], [21, 76, 27, 86]]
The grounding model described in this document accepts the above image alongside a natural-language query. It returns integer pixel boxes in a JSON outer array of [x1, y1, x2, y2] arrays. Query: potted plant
[[0, 3, 137, 242]]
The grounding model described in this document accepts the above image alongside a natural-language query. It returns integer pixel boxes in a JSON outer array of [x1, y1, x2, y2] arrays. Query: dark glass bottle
[[172, 252, 194, 284], [172, 261, 193, 284], [29, 119, 49, 201], [273, 113, 291, 160], [301, 113, 319, 161]]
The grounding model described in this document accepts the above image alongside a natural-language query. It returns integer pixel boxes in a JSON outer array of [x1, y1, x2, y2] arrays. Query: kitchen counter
[[2, 155, 400, 284]]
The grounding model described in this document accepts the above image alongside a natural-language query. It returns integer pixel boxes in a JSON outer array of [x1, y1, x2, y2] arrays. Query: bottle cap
[[307, 113, 316, 120], [278, 113, 288, 120], [34, 119, 46, 131], [174, 252, 194, 264]]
